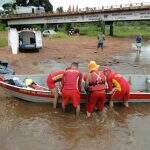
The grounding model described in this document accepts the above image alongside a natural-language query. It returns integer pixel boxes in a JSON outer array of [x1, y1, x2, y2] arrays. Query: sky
[[0, 0, 150, 10], [49, 0, 150, 10]]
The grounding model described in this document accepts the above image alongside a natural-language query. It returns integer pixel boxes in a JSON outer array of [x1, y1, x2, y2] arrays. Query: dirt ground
[[0, 36, 133, 74]]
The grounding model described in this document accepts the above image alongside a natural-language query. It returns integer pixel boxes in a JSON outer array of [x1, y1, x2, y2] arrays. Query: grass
[[0, 32, 7, 47], [72, 25, 150, 37], [49, 32, 69, 39], [79, 25, 100, 37], [0, 24, 149, 48], [114, 25, 150, 37]]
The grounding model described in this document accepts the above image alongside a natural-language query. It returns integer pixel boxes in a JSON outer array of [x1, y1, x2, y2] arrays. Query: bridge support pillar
[[110, 22, 114, 36], [102, 22, 105, 34]]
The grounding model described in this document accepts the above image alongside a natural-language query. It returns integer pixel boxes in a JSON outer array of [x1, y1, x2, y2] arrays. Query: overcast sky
[[50, 0, 150, 10], [0, 0, 150, 10]]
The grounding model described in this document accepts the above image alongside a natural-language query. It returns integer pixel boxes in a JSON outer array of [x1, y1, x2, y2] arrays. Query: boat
[[0, 74, 150, 103]]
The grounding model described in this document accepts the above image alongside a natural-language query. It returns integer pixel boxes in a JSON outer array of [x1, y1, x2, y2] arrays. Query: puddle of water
[[39, 60, 89, 74]]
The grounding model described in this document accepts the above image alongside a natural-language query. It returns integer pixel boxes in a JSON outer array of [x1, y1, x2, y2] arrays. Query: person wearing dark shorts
[[95, 33, 105, 53]]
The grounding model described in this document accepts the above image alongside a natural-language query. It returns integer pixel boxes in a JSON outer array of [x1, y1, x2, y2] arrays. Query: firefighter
[[61, 62, 82, 117], [85, 61, 107, 118], [47, 70, 65, 109], [103, 67, 130, 107]]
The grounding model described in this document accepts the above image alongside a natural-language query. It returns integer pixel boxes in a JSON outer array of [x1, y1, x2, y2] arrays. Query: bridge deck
[[0, 2, 150, 20]]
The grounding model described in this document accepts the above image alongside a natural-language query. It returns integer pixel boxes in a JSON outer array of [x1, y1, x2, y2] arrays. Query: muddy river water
[[0, 44, 150, 150], [0, 98, 150, 150]]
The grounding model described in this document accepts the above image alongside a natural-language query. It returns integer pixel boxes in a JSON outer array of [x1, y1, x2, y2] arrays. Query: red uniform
[[106, 72, 130, 101], [47, 70, 65, 89], [86, 71, 106, 113], [61, 68, 82, 108]]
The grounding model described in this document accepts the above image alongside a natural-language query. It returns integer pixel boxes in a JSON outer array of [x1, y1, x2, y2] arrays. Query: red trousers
[[87, 91, 105, 113], [112, 84, 130, 101], [62, 89, 80, 108]]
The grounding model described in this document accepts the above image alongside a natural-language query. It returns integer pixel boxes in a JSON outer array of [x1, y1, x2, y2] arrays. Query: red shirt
[[47, 70, 65, 89], [106, 72, 129, 92], [62, 68, 82, 91], [87, 71, 106, 92]]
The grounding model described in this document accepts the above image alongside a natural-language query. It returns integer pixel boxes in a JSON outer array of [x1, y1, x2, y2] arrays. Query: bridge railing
[[0, 2, 150, 19]]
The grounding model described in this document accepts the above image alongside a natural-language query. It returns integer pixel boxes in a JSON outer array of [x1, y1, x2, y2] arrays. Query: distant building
[[14, 6, 45, 14]]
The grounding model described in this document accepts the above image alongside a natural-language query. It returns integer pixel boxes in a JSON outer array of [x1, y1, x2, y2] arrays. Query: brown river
[[0, 44, 150, 150], [0, 96, 150, 150]]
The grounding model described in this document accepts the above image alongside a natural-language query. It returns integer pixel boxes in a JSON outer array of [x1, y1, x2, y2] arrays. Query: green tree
[[29, 0, 53, 12], [56, 7, 63, 13], [2, 3, 14, 14], [15, 0, 28, 6]]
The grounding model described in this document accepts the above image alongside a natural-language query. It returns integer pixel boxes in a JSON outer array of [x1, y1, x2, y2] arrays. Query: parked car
[[68, 28, 80, 36], [42, 30, 57, 37]]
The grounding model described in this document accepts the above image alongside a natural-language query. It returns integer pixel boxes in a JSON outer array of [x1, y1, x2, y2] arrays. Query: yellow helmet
[[88, 61, 100, 72]]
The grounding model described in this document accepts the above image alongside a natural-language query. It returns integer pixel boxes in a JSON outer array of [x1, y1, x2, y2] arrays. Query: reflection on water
[[112, 43, 150, 74], [131, 44, 150, 65], [0, 96, 150, 150], [134, 53, 140, 63]]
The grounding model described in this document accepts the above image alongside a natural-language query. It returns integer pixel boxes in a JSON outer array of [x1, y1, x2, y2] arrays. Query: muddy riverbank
[[0, 36, 133, 74]]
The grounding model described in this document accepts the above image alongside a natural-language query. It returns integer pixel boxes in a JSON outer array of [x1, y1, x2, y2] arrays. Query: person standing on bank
[[61, 62, 82, 117], [95, 32, 105, 53], [135, 34, 143, 54], [85, 61, 107, 118]]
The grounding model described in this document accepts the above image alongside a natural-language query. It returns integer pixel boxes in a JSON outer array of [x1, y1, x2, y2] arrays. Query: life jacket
[[88, 71, 106, 92], [62, 68, 81, 91], [107, 72, 129, 92]]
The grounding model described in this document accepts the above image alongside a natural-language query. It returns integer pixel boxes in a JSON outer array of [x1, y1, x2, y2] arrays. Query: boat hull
[[0, 74, 150, 103]]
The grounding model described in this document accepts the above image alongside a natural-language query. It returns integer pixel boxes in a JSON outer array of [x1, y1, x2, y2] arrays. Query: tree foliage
[[2, 3, 14, 14], [15, 0, 27, 6], [15, 0, 53, 12], [56, 7, 63, 13], [1, 0, 53, 14], [38, 0, 53, 12]]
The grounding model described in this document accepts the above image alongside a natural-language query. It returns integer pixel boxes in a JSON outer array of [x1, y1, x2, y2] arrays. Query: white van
[[8, 28, 43, 54]]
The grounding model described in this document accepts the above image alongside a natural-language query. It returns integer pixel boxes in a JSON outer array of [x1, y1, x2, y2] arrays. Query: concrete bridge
[[0, 2, 150, 35]]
